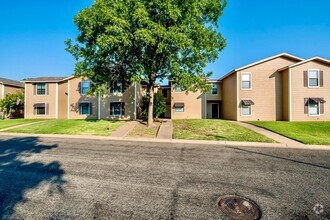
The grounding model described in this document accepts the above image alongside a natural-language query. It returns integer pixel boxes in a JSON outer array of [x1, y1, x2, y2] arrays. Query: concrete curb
[[1, 132, 329, 151]]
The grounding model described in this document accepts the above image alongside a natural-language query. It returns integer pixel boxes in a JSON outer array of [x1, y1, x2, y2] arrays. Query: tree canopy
[[66, 0, 226, 126]]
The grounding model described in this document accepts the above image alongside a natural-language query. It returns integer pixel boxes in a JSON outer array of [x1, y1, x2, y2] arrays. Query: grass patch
[[173, 119, 274, 143], [0, 119, 45, 130], [4, 119, 125, 136], [128, 121, 161, 138], [248, 121, 330, 145]]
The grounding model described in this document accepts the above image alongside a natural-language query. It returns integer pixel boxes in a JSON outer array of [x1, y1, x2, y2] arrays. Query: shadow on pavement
[[0, 137, 66, 219]]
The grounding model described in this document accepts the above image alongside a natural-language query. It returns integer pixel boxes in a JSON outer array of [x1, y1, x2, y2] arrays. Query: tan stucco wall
[[171, 88, 203, 119], [0, 84, 23, 99], [68, 77, 98, 120], [58, 81, 68, 119], [222, 73, 237, 120], [238, 57, 298, 121], [290, 61, 330, 121], [281, 69, 289, 121], [25, 82, 57, 119], [100, 83, 141, 120]]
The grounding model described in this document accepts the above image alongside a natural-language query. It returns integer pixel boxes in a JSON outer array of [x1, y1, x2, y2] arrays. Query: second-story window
[[36, 83, 46, 95], [308, 70, 319, 87], [174, 86, 183, 92], [81, 81, 90, 94], [111, 82, 123, 93], [241, 73, 251, 89], [211, 84, 218, 94]]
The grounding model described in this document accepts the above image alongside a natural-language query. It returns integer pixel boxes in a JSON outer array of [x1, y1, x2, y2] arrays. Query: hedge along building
[[22, 76, 144, 120]]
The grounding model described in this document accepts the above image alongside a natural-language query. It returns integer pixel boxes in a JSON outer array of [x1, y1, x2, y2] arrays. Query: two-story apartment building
[[0, 77, 24, 99], [23, 76, 144, 120]]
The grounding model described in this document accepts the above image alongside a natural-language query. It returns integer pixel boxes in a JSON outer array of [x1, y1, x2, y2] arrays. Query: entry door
[[211, 103, 219, 119]]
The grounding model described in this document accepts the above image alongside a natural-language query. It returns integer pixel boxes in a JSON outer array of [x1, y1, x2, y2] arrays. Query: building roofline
[[220, 53, 304, 81], [278, 56, 330, 71], [0, 78, 24, 88]]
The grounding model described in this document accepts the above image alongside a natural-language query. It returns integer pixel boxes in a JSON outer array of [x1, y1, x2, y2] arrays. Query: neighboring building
[[23, 76, 143, 120], [0, 77, 24, 99], [220, 53, 329, 121]]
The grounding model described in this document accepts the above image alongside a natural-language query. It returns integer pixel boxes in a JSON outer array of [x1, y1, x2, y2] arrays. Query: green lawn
[[128, 121, 161, 138], [4, 119, 125, 136], [248, 121, 330, 145], [0, 119, 45, 130], [173, 119, 275, 143]]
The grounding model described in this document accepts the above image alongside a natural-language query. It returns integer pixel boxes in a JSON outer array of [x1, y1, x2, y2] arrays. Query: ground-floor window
[[242, 105, 251, 116], [34, 103, 46, 115], [309, 101, 319, 116], [110, 102, 125, 116], [79, 102, 92, 115], [174, 103, 184, 112]]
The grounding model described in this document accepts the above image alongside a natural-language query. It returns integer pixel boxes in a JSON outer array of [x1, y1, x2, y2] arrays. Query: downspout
[[289, 68, 292, 121], [24, 83, 27, 118], [133, 82, 137, 120], [55, 83, 58, 119], [204, 94, 207, 119], [98, 91, 101, 120]]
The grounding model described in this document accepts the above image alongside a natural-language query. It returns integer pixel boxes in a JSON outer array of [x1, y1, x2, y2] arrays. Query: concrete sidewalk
[[156, 119, 173, 139], [111, 121, 137, 137], [233, 121, 304, 146]]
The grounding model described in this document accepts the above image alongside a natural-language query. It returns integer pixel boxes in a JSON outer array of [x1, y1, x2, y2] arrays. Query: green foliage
[[66, 0, 226, 93], [141, 93, 166, 118], [0, 91, 24, 119]]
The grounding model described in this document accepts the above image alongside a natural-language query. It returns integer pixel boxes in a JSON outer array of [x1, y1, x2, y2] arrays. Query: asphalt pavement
[[0, 135, 329, 219]]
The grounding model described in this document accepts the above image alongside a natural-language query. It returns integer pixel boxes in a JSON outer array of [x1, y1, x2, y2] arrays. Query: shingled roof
[[0, 77, 24, 88], [21, 76, 69, 83]]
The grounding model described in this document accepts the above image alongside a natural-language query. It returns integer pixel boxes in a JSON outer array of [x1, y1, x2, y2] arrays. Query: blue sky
[[1, 0, 329, 81]]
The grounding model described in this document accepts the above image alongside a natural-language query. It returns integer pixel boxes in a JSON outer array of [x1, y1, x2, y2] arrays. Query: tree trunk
[[147, 84, 154, 128]]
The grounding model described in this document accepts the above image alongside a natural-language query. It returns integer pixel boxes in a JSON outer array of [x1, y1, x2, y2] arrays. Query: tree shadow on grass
[[0, 137, 66, 219]]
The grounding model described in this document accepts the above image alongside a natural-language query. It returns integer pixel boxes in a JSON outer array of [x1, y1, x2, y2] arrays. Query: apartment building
[[157, 80, 222, 119], [23, 76, 144, 120], [0, 77, 24, 99]]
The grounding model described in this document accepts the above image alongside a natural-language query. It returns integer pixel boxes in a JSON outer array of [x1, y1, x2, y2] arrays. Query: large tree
[[66, 0, 226, 127]]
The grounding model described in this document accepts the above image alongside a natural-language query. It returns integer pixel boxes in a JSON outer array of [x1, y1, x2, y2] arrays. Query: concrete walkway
[[232, 121, 305, 146], [156, 119, 173, 139], [0, 120, 47, 132], [111, 121, 137, 137]]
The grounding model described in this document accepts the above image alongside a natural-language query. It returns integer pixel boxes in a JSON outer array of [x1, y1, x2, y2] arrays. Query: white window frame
[[34, 102, 46, 115], [241, 72, 252, 90], [111, 102, 123, 116], [36, 83, 47, 96], [211, 83, 218, 95], [308, 100, 320, 117], [80, 102, 91, 115], [241, 103, 252, 116], [308, 69, 320, 88], [81, 81, 91, 95]]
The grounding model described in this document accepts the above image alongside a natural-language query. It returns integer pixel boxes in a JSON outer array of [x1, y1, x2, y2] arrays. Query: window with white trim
[[308, 70, 319, 87], [36, 83, 46, 95], [110, 102, 124, 116], [174, 86, 183, 92], [211, 84, 218, 94], [309, 101, 319, 116], [174, 103, 184, 112], [241, 73, 251, 89], [242, 105, 251, 116], [81, 81, 90, 94]]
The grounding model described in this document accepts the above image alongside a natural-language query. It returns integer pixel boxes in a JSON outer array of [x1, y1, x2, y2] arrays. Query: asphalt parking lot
[[0, 135, 329, 219]]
